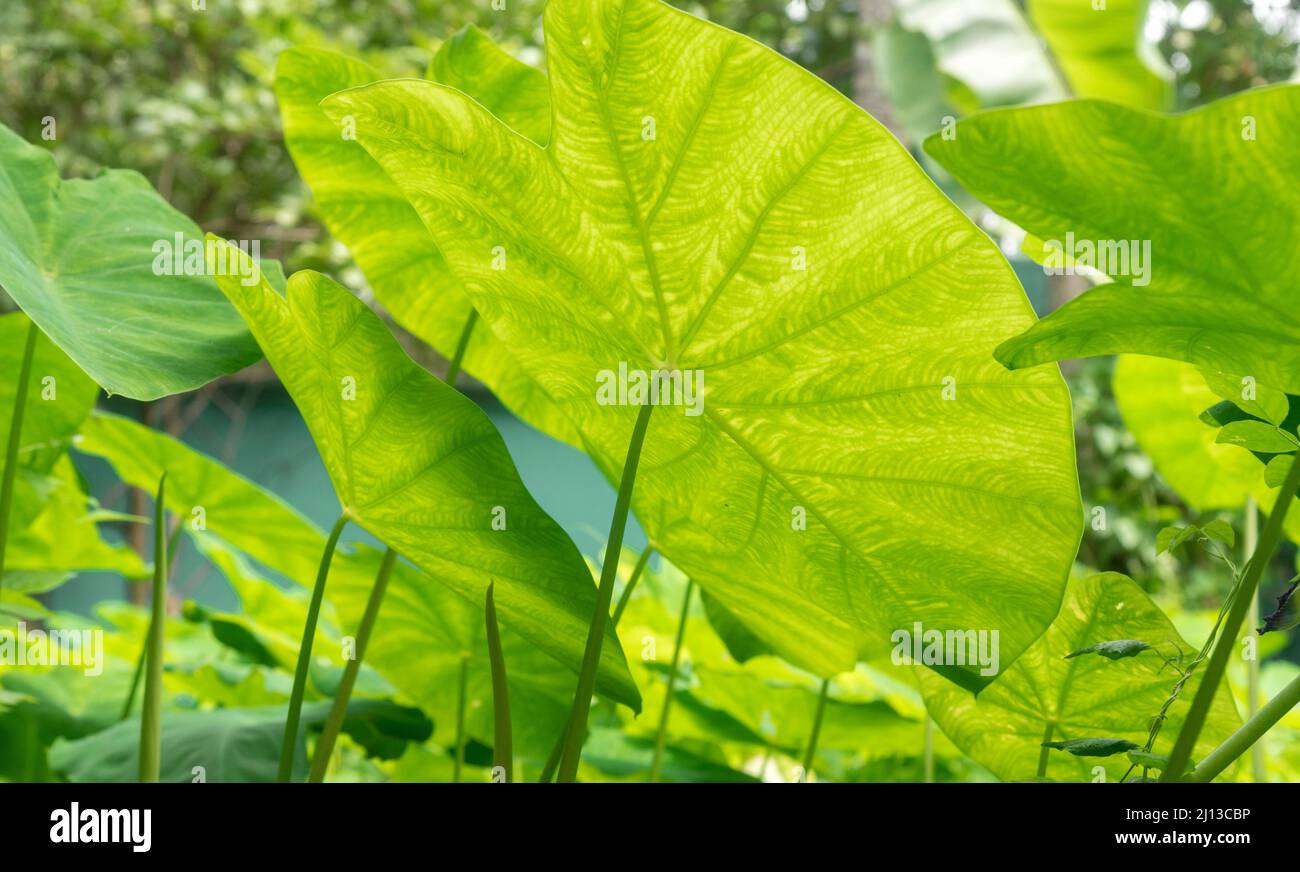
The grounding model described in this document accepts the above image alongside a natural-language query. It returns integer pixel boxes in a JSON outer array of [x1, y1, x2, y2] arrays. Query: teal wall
[[53, 388, 644, 615]]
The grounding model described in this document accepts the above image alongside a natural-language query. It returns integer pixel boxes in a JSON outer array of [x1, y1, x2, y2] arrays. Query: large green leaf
[[919, 573, 1242, 782], [76, 410, 601, 754], [894, 0, 1066, 107], [1027, 0, 1170, 110], [0, 311, 98, 534], [47, 699, 427, 783], [209, 256, 638, 710], [275, 30, 580, 448], [322, 0, 1082, 689], [926, 86, 1300, 394], [0, 123, 272, 400], [6, 455, 147, 582]]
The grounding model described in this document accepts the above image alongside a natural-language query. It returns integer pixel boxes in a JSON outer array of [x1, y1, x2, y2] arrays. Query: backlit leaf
[[209, 256, 639, 711], [926, 86, 1300, 394], [323, 0, 1082, 689], [919, 573, 1241, 782], [274, 31, 580, 447], [1027, 0, 1170, 110]]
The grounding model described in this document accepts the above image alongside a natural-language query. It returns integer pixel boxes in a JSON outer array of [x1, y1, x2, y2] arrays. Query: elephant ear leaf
[[918, 573, 1240, 782], [206, 240, 639, 712], [1027, 0, 1171, 110], [321, 0, 1081, 690], [925, 86, 1300, 394], [274, 32, 579, 448], [0, 311, 99, 534], [0, 123, 275, 400]]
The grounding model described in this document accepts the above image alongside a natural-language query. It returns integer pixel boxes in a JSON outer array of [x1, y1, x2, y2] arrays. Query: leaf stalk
[[278, 512, 349, 782], [307, 547, 397, 783], [556, 402, 655, 782]]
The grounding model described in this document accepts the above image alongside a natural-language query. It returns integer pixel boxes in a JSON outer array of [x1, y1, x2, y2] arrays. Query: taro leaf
[[926, 86, 1300, 394], [324, 0, 1082, 690], [47, 699, 426, 782], [0, 311, 98, 533], [1063, 639, 1150, 661], [1042, 737, 1140, 758], [1027, 0, 1171, 110], [0, 123, 275, 400], [208, 256, 638, 711], [311, 697, 433, 761], [918, 573, 1241, 782], [49, 705, 298, 783], [75, 411, 593, 755], [699, 589, 773, 664], [183, 530, 343, 671], [872, 21, 962, 145], [893, 0, 1066, 107], [275, 30, 580, 448], [5, 454, 146, 582], [580, 727, 758, 782]]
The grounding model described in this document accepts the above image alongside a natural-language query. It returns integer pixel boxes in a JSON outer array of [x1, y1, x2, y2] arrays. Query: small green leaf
[[1200, 519, 1236, 548], [1265, 454, 1297, 489], [1216, 420, 1300, 454], [1199, 369, 1290, 426], [1199, 400, 1253, 430], [1042, 737, 1140, 758], [1127, 749, 1170, 770], [1064, 639, 1151, 661], [1156, 525, 1199, 555]]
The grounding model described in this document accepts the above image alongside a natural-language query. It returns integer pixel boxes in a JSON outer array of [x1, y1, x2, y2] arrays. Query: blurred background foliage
[[2, 0, 1299, 782]]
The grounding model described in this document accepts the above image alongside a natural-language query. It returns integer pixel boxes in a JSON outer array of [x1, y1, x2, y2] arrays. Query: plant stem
[[610, 548, 653, 627], [121, 518, 186, 722], [1162, 450, 1300, 781], [445, 309, 478, 386], [538, 721, 565, 783], [452, 653, 469, 783], [1036, 721, 1055, 779], [0, 319, 38, 597], [648, 578, 693, 783], [540, 546, 653, 782], [306, 547, 396, 783], [556, 402, 655, 782], [485, 581, 512, 782], [800, 678, 830, 781], [923, 715, 935, 783], [1244, 497, 1263, 781], [278, 512, 349, 783], [1188, 671, 1300, 782], [139, 473, 167, 783], [121, 642, 147, 722]]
